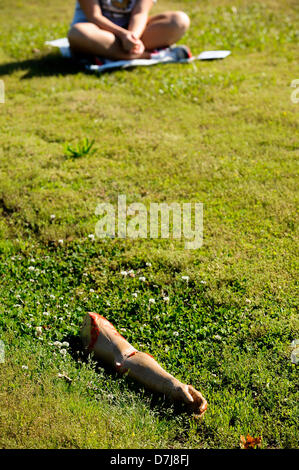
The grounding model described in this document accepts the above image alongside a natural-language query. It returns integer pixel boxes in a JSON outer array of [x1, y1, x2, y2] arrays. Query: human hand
[[130, 38, 145, 55], [187, 385, 208, 418], [120, 31, 144, 55], [173, 383, 208, 418]]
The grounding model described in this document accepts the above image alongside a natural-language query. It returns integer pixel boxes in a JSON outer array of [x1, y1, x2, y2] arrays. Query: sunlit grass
[[0, 0, 298, 449]]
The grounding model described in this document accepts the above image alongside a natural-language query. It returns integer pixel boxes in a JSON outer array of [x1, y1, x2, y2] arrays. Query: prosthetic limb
[[81, 312, 207, 418]]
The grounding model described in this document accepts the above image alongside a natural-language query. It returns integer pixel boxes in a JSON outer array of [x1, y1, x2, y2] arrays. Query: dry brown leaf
[[240, 434, 262, 449]]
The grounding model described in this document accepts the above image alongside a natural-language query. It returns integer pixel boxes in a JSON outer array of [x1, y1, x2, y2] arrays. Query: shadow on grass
[[0, 52, 137, 79], [0, 53, 84, 79]]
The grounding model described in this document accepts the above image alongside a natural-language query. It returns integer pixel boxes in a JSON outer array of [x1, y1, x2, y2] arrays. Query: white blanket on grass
[[45, 37, 231, 73]]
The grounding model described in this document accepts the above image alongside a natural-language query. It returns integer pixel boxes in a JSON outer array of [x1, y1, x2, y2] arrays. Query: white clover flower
[[50, 214, 56, 220], [173, 331, 179, 337], [200, 280, 207, 285], [245, 299, 251, 304], [57, 373, 72, 382], [88, 234, 95, 241], [214, 335, 222, 341], [50, 294, 55, 299], [120, 270, 128, 276], [163, 296, 170, 302], [165, 346, 170, 353], [181, 276, 189, 281], [154, 315, 159, 320], [35, 326, 43, 336], [139, 276, 146, 282], [146, 262, 152, 267], [149, 298, 156, 304], [59, 349, 67, 356], [21, 365, 28, 370], [58, 239, 64, 245], [43, 311, 50, 316], [53, 341, 62, 348], [62, 342, 69, 348], [28, 266, 35, 271], [132, 293, 138, 298], [90, 289, 95, 293]]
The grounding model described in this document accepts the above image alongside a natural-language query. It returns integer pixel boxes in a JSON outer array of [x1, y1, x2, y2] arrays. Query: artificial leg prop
[[81, 312, 207, 417]]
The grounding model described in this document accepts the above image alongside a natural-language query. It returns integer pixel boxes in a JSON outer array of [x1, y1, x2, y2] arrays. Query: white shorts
[[71, 5, 130, 29]]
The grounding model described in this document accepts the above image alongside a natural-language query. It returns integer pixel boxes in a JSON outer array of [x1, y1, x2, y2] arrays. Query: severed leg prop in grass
[[81, 312, 208, 418]]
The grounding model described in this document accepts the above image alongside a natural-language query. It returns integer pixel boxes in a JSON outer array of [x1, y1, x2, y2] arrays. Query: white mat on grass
[[45, 37, 231, 73]]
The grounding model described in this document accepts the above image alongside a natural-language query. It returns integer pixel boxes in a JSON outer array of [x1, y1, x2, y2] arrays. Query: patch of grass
[[0, 0, 298, 449], [0, 335, 180, 449], [186, 1, 298, 53], [64, 138, 96, 159], [0, 239, 297, 448]]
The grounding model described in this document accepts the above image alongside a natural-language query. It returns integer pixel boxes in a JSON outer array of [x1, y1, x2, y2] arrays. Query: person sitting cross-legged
[[67, 0, 191, 61]]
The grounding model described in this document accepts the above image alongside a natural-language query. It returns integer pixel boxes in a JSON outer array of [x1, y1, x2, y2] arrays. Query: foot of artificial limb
[[81, 312, 208, 418]]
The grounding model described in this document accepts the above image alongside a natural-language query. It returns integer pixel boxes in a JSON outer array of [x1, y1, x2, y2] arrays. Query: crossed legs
[[67, 11, 190, 60]]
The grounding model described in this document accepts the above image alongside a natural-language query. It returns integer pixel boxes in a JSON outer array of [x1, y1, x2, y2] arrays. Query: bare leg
[[141, 11, 190, 50], [67, 22, 151, 60], [67, 11, 190, 60], [81, 312, 207, 418]]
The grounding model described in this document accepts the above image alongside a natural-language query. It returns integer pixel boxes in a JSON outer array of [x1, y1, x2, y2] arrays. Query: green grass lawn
[[0, 0, 298, 449]]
